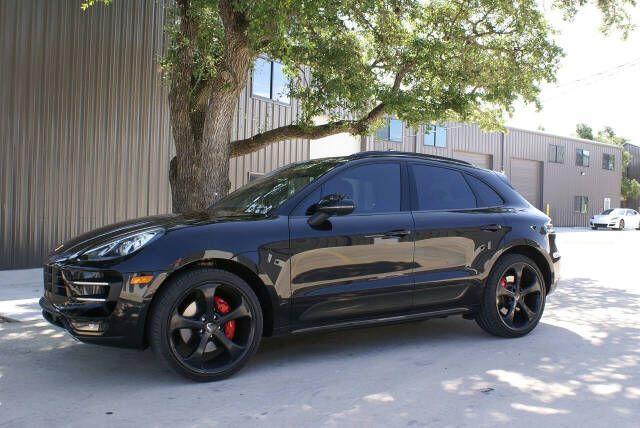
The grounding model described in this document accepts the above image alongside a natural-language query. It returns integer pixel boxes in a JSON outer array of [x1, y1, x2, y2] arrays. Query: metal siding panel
[[0, 0, 175, 268]]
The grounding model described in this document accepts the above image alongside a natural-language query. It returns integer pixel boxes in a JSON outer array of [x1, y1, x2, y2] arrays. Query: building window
[[602, 153, 615, 170], [574, 196, 588, 213], [376, 118, 403, 142], [251, 58, 290, 104], [576, 149, 590, 167], [549, 145, 564, 163], [424, 125, 447, 147]]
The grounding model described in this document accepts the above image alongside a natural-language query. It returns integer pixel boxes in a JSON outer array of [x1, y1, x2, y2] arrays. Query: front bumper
[[590, 219, 619, 228], [40, 263, 163, 348]]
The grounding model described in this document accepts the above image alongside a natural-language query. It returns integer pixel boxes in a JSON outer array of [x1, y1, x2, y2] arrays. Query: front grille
[[44, 264, 68, 297]]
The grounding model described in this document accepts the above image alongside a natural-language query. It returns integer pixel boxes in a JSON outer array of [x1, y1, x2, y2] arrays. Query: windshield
[[601, 209, 624, 215], [211, 158, 346, 215]]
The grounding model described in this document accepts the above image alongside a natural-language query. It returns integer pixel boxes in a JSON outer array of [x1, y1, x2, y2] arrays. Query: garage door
[[510, 158, 542, 209], [453, 151, 493, 170]]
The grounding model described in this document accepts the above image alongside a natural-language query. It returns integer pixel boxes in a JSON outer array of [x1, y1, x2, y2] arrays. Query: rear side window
[[465, 174, 504, 207], [411, 164, 477, 211]]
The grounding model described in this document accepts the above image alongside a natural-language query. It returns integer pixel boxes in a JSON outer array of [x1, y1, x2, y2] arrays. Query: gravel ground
[[0, 228, 639, 427]]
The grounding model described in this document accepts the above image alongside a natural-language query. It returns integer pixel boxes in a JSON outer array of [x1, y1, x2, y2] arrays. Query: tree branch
[[229, 64, 413, 157]]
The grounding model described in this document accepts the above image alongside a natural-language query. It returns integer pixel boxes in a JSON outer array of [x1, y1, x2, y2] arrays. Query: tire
[[476, 254, 546, 338], [150, 268, 263, 381], [618, 219, 625, 230]]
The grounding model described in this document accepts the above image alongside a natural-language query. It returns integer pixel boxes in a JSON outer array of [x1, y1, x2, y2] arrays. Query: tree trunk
[[168, 102, 235, 214], [168, 4, 252, 214]]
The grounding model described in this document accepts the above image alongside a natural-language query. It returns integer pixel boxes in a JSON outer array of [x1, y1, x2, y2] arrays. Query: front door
[[289, 162, 415, 328], [408, 163, 507, 311]]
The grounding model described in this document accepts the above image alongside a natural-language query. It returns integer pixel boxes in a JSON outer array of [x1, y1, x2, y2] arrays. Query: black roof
[[348, 151, 473, 167]]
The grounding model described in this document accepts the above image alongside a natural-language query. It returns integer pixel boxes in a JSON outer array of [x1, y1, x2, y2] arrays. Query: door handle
[[383, 229, 411, 238], [481, 224, 502, 232]]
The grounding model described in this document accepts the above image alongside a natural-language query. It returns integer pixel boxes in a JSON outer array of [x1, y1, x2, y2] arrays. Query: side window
[[411, 164, 477, 211], [322, 163, 401, 214], [465, 174, 504, 207], [291, 188, 321, 216]]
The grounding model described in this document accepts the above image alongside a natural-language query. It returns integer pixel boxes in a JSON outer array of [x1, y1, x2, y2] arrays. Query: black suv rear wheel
[[150, 268, 263, 381], [476, 254, 546, 338]]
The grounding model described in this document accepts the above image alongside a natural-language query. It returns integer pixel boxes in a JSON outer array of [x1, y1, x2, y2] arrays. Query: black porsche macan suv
[[41, 151, 560, 381]]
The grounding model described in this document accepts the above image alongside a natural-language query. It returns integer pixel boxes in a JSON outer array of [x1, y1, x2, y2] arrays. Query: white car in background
[[590, 208, 640, 230]]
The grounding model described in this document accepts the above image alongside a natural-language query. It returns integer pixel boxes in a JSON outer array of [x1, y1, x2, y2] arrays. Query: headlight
[[610, 217, 619, 221], [80, 229, 163, 260]]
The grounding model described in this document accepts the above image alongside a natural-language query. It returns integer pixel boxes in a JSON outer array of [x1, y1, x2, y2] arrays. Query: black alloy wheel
[[476, 254, 546, 338], [150, 268, 263, 381]]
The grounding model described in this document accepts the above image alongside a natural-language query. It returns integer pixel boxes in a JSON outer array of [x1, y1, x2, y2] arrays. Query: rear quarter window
[[464, 174, 504, 207]]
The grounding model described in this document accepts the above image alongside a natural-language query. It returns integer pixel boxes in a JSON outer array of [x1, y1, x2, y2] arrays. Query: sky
[[508, 4, 640, 145]]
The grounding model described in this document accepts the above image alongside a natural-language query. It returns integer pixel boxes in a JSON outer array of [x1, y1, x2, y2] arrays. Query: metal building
[[0, 0, 622, 269], [364, 122, 621, 228]]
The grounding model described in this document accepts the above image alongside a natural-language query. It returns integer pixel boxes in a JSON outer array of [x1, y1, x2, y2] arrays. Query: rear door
[[289, 161, 415, 328], [408, 163, 508, 311]]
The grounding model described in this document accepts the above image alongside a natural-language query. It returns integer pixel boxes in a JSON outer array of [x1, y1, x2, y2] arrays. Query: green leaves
[[82, 0, 635, 139]]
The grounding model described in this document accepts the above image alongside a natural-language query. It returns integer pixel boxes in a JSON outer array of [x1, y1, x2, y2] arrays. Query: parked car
[[590, 208, 640, 230], [40, 151, 561, 381]]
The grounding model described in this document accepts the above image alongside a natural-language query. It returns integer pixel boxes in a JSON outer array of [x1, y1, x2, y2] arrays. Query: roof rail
[[348, 151, 473, 166]]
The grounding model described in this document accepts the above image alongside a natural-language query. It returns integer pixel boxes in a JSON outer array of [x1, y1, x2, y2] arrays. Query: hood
[[592, 214, 619, 221], [47, 211, 266, 263]]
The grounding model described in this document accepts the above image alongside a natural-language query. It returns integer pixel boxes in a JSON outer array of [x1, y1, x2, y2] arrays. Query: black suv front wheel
[[476, 254, 546, 338], [150, 268, 263, 381]]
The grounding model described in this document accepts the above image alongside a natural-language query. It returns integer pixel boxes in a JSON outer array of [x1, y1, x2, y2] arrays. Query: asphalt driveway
[[1, 228, 639, 427]]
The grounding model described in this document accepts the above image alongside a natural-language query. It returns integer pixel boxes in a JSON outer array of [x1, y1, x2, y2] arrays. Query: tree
[[576, 123, 640, 201], [83, 0, 636, 213], [576, 123, 594, 140]]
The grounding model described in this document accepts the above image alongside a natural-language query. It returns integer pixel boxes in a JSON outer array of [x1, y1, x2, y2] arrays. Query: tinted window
[[323, 163, 401, 214], [549, 145, 564, 163], [465, 174, 503, 207], [574, 196, 588, 213], [411, 165, 477, 211], [291, 187, 321, 216], [602, 153, 615, 170], [576, 149, 590, 167]]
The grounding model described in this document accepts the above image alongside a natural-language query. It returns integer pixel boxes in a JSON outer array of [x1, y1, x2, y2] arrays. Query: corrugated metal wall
[[505, 128, 621, 227], [0, 0, 309, 269]]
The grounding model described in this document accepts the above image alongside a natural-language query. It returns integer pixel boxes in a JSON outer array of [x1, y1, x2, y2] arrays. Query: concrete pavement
[[1, 228, 639, 427]]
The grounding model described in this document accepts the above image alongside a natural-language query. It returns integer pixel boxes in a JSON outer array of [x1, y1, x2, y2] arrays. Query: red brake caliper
[[500, 277, 508, 288], [214, 296, 236, 339]]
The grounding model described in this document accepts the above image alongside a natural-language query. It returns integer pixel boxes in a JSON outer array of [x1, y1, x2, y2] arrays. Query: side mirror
[[307, 194, 355, 227]]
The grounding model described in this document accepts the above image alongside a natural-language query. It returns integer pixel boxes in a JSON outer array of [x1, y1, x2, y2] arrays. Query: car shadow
[[0, 275, 638, 400]]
